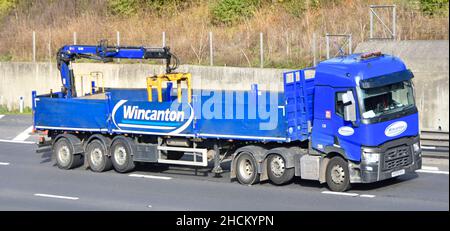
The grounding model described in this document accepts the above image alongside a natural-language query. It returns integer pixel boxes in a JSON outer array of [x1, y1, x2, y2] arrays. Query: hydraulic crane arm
[[56, 40, 179, 98]]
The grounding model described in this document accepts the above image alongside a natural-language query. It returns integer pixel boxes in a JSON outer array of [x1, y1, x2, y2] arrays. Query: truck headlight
[[413, 142, 421, 153], [362, 152, 380, 163]]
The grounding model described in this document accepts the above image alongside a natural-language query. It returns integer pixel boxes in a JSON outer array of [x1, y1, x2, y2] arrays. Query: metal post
[[116, 31, 120, 46], [326, 33, 330, 59], [32, 31, 36, 62], [286, 30, 289, 56], [370, 8, 373, 39], [116, 31, 120, 63], [162, 31, 166, 47], [312, 33, 317, 66], [209, 31, 213, 66], [260, 32, 264, 68], [348, 34, 352, 54], [392, 5, 396, 39], [48, 40, 51, 62], [19, 97, 24, 113], [73, 32, 77, 45]]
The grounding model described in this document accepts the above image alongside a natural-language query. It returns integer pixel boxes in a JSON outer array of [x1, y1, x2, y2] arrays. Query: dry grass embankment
[[0, 0, 448, 68]]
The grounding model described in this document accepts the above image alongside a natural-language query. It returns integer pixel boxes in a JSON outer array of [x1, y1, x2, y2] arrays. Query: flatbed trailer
[[33, 42, 422, 191]]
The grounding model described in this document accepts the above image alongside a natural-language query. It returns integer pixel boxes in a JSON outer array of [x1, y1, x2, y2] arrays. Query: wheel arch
[[319, 151, 348, 183], [84, 134, 112, 156], [110, 135, 136, 157], [230, 145, 267, 179], [52, 133, 84, 155]]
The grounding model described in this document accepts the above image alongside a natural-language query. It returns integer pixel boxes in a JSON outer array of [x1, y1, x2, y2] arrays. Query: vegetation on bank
[[0, 104, 32, 114], [0, 0, 448, 68]]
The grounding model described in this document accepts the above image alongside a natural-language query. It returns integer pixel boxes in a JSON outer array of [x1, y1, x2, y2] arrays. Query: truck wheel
[[267, 154, 295, 185], [235, 152, 259, 185], [111, 139, 135, 173], [54, 138, 83, 170], [86, 140, 112, 172], [326, 156, 351, 192]]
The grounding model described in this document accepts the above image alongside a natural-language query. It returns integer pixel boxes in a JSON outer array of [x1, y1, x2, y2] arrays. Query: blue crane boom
[[56, 40, 178, 98]]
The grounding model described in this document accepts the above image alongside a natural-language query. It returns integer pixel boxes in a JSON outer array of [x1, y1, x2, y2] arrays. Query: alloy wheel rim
[[331, 165, 345, 184], [90, 148, 103, 166], [114, 146, 127, 166], [58, 146, 70, 165], [270, 156, 285, 177]]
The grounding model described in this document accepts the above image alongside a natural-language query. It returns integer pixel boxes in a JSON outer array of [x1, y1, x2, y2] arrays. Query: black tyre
[[326, 156, 351, 192], [235, 152, 259, 185], [54, 138, 83, 170], [110, 138, 135, 173], [86, 140, 112, 172], [267, 154, 295, 185]]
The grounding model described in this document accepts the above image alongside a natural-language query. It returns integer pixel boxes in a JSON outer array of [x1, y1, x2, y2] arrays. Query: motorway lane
[[0, 115, 35, 141], [0, 114, 448, 210], [0, 141, 448, 211]]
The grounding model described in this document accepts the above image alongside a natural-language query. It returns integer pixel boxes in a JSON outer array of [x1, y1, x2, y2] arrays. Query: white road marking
[[147, 205, 153, 208], [129, 174, 172, 180], [0, 139, 35, 144], [416, 169, 449, 175], [360, 194, 376, 198], [12, 126, 34, 141], [322, 191, 376, 198], [0, 115, 4, 120], [421, 166, 439, 171], [0, 162, 10, 166], [34, 193, 79, 200], [321, 191, 359, 197]]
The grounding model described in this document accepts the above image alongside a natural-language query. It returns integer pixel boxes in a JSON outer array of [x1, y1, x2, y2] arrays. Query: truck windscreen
[[359, 80, 415, 121]]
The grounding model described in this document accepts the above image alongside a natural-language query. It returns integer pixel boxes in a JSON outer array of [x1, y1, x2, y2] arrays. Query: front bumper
[[349, 136, 422, 183]]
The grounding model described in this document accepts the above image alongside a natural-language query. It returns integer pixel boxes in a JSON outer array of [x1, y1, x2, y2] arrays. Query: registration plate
[[391, 169, 406, 177]]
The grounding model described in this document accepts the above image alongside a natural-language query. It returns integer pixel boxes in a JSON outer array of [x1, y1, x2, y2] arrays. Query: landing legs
[[212, 143, 223, 177]]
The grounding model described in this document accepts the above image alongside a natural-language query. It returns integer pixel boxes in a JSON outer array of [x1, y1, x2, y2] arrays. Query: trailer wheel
[[267, 154, 295, 185], [235, 152, 259, 185], [54, 138, 83, 170], [111, 139, 135, 173], [86, 140, 112, 172], [326, 156, 351, 192]]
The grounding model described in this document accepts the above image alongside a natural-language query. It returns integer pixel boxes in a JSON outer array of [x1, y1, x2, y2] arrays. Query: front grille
[[383, 145, 412, 171]]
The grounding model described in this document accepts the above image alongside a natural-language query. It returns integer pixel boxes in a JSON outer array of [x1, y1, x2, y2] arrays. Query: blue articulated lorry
[[33, 41, 422, 191]]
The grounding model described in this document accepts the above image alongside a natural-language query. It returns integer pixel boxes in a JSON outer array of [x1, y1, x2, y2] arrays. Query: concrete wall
[[1, 40, 448, 132], [0, 62, 287, 110], [355, 40, 449, 132]]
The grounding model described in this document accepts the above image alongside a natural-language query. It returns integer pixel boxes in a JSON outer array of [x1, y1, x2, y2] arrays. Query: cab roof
[[314, 53, 408, 88]]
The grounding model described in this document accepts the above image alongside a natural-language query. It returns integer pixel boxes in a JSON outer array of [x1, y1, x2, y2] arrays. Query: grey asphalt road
[[0, 114, 448, 211]]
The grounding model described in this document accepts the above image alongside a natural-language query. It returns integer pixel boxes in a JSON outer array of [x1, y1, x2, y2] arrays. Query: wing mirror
[[342, 90, 357, 122]]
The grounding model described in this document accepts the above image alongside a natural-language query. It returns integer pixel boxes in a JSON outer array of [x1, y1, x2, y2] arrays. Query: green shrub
[[210, 0, 261, 25], [281, 0, 307, 18], [0, 0, 16, 17], [107, 0, 139, 16], [144, 0, 193, 16], [107, 0, 195, 16], [0, 53, 12, 61], [419, 0, 449, 15]]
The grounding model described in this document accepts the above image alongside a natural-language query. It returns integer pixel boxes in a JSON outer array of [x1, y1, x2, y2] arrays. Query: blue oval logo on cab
[[385, 121, 408, 137]]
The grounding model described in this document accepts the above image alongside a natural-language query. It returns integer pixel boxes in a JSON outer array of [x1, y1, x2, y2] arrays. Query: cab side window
[[335, 92, 345, 117]]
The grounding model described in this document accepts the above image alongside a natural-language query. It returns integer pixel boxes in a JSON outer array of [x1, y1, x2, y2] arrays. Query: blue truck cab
[[33, 42, 422, 192], [308, 52, 421, 190]]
